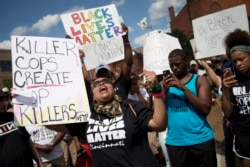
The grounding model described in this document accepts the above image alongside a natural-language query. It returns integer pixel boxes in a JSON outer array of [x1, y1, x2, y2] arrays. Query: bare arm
[[50, 132, 65, 147], [28, 139, 44, 167], [182, 76, 212, 115], [34, 131, 65, 154], [200, 60, 221, 88], [164, 74, 212, 115], [79, 50, 92, 83], [221, 70, 238, 117], [148, 94, 166, 131], [121, 23, 133, 80], [140, 71, 166, 131]]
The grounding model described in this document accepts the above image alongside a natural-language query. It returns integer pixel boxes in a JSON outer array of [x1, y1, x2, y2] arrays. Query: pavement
[[215, 141, 241, 167]]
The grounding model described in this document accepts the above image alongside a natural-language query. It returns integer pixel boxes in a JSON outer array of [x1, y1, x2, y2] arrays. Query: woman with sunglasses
[[63, 70, 166, 167]]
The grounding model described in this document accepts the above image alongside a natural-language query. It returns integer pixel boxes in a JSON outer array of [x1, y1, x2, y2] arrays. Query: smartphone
[[223, 68, 233, 77], [163, 70, 171, 77]]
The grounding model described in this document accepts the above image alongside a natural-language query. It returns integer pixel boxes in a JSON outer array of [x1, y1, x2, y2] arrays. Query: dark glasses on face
[[91, 78, 112, 88]]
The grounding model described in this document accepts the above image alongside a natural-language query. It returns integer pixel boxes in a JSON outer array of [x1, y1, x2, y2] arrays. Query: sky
[[0, 0, 186, 50]]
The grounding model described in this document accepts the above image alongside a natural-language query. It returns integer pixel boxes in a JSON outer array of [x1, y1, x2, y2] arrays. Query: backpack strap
[[123, 100, 137, 118]]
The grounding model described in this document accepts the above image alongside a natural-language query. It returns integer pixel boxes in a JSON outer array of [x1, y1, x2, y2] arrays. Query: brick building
[[0, 49, 12, 89], [169, 0, 250, 39]]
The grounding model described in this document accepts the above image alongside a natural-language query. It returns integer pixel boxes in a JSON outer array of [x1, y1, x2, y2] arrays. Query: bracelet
[[124, 42, 130, 45], [153, 91, 164, 97], [152, 83, 162, 93]]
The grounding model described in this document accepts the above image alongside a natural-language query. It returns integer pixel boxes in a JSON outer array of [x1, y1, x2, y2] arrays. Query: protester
[[26, 125, 65, 167], [48, 70, 167, 167], [222, 28, 250, 167], [0, 90, 44, 167], [66, 23, 133, 167], [189, 59, 206, 76], [199, 60, 222, 100], [163, 49, 217, 167], [189, 60, 199, 74], [213, 57, 223, 78], [220, 59, 238, 167], [1, 87, 13, 111], [128, 72, 149, 106]]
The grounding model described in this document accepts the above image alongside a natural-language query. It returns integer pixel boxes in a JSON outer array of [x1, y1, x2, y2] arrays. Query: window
[[0, 61, 12, 72]]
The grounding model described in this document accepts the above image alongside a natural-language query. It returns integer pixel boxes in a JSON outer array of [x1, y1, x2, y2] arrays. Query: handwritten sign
[[143, 31, 182, 75], [61, 4, 122, 46], [11, 36, 91, 126], [82, 36, 124, 70], [192, 4, 249, 59]]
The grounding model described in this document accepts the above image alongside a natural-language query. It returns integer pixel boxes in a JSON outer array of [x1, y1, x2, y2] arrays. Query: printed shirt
[[25, 125, 63, 163], [0, 112, 34, 167], [230, 76, 250, 135], [86, 100, 161, 167]]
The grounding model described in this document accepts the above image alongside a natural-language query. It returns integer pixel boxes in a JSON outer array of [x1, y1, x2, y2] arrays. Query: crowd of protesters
[[1, 24, 250, 167]]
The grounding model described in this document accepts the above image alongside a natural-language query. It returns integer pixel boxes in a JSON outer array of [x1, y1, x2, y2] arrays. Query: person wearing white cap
[[94, 63, 112, 78], [92, 23, 133, 100], [67, 23, 133, 167]]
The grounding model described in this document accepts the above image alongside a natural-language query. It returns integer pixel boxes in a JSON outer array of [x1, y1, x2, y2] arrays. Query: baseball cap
[[214, 57, 222, 63], [190, 60, 197, 66], [206, 60, 212, 65], [2, 87, 9, 93], [95, 63, 111, 75]]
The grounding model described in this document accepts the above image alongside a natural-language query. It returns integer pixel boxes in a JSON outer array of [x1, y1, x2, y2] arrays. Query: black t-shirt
[[229, 76, 250, 135], [85, 100, 160, 167], [0, 112, 34, 167]]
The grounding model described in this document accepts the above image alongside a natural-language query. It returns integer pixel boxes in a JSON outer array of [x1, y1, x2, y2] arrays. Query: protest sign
[[82, 36, 124, 70], [11, 36, 91, 125], [192, 4, 249, 59], [143, 31, 182, 75], [61, 4, 123, 46], [61, 4, 124, 70]]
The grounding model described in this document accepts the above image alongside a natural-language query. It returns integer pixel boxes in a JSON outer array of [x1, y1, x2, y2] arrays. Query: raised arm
[[79, 49, 91, 83], [200, 60, 221, 88], [121, 23, 133, 80], [221, 69, 238, 117], [140, 70, 166, 131]]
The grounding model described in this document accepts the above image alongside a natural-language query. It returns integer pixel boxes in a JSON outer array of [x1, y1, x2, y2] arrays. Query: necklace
[[97, 114, 116, 128]]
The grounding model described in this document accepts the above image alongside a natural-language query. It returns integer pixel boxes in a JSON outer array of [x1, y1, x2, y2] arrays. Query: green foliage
[[3, 79, 12, 90], [167, 30, 194, 61]]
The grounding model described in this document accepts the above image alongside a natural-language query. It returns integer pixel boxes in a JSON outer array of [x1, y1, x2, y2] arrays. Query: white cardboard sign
[[11, 36, 91, 125], [192, 4, 249, 59], [143, 31, 182, 75]]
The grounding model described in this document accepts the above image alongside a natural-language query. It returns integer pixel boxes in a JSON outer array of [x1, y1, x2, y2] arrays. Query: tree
[[167, 30, 194, 61]]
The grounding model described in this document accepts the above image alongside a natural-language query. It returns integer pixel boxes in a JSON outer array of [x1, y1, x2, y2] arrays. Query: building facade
[[169, 0, 250, 39], [0, 49, 12, 89]]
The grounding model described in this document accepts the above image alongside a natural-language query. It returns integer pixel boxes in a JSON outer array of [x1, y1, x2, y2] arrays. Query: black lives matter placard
[[11, 36, 90, 125]]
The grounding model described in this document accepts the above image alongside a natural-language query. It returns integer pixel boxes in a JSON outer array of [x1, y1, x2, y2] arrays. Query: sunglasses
[[91, 78, 112, 89]]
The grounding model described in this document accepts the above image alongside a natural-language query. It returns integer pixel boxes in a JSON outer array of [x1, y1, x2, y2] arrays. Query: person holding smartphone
[[162, 49, 217, 167], [222, 28, 250, 167]]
